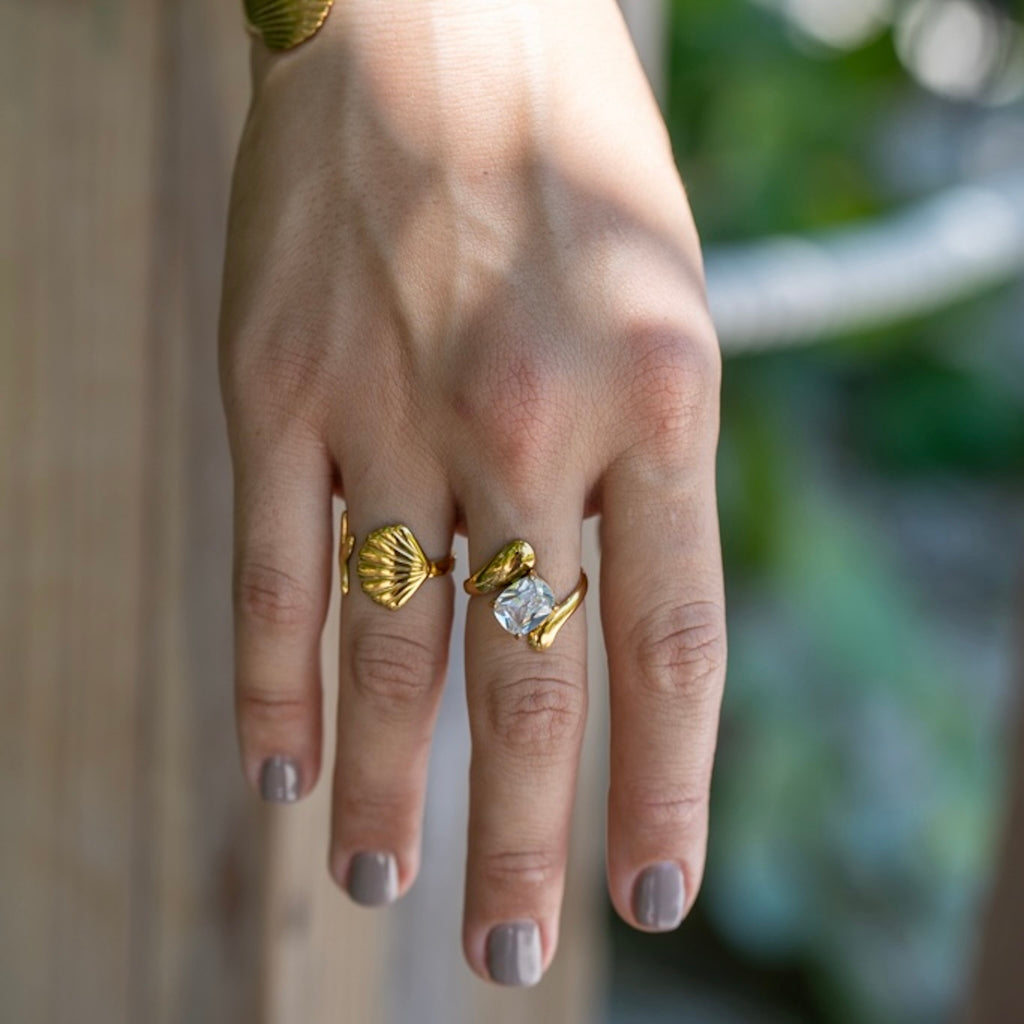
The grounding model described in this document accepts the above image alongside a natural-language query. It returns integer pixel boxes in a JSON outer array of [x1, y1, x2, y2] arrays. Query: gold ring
[[464, 540, 587, 652], [356, 524, 455, 611], [338, 510, 356, 595]]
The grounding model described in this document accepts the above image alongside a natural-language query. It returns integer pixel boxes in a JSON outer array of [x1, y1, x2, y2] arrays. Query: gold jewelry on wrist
[[244, 0, 335, 51]]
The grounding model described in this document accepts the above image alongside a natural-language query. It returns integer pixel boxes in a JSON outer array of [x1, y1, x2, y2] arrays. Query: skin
[[220, 0, 726, 984]]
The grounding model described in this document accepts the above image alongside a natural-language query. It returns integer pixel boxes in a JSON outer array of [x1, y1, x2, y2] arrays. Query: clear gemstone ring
[[494, 575, 556, 636], [464, 540, 588, 651]]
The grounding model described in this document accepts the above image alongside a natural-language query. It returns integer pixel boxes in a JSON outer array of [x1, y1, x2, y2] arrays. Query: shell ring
[[347, 516, 455, 611]]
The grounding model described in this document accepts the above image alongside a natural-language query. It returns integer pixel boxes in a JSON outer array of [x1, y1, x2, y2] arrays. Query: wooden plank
[[136, 4, 260, 1022], [0, 2, 260, 1021], [0, 3, 159, 1020]]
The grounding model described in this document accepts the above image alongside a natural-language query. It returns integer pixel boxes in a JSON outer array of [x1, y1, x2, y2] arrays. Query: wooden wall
[[1, 2, 261, 1020]]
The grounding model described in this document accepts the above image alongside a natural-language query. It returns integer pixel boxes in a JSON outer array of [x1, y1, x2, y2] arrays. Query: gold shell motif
[[244, 0, 335, 51], [357, 524, 454, 611]]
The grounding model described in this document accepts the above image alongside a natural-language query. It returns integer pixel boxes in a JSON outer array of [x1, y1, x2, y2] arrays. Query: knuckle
[[621, 323, 721, 454], [476, 847, 562, 893], [633, 600, 727, 703], [350, 631, 443, 719], [484, 673, 586, 758], [618, 779, 708, 834], [229, 337, 337, 437], [235, 560, 318, 631], [334, 786, 418, 834], [236, 684, 311, 727], [450, 347, 572, 490]]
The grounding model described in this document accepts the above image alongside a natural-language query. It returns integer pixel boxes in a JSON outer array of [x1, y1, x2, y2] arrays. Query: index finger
[[600, 342, 726, 931]]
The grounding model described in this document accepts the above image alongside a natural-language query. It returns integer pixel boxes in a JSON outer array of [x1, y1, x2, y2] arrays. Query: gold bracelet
[[244, 0, 335, 51]]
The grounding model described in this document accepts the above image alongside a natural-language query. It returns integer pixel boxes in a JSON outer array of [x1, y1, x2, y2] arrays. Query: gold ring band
[[356, 523, 455, 611], [338, 510, 356, 595], [465, 540, 587, 652]]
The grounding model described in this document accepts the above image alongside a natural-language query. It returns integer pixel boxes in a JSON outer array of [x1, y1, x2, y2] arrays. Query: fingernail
[[632, 862, 686, 930], [259, 756, 301, 803], [485, 920, 543, 987], [346, 851, 399, 907]]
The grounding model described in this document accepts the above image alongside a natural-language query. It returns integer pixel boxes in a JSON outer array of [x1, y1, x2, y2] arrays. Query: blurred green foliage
[[847, 342, 1024, 475], [609, 3, 1024, 1022], [668, 0, 899, 240]]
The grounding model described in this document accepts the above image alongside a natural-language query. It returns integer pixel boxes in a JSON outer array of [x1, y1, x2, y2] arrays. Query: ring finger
[[328, 453, 457, 907]]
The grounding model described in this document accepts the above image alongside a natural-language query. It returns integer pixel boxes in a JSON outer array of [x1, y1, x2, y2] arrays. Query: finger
[[232, 431, 334, 803], [461, 487, 588, 987], [601, 426, 726, 931], [328, 466, 456, 907]]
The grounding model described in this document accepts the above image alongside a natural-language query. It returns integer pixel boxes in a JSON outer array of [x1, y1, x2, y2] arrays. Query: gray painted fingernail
[[346, 852, 399, 906], [259, 756, 301, 803], [632, 862, 686, 930], [486, 920, 542, 986]]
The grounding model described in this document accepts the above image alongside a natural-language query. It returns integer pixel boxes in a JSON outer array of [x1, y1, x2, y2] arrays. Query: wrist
[[249, 0, 603, 158], [245, 0, 666, 182], [253, 0, 622, 79]]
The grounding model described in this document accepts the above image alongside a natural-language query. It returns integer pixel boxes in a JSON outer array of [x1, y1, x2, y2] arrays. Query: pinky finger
[[232, 435, 334, 803]]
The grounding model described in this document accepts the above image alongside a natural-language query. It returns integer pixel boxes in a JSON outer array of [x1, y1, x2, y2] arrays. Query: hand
[[220, 0, 726, 986]]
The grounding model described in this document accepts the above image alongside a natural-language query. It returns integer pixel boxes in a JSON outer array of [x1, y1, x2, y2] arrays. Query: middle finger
[[461, 484, 589, 987]]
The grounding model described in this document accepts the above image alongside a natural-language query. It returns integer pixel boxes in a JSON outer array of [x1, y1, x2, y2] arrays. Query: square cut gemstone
[[493, 574, 556, 636]]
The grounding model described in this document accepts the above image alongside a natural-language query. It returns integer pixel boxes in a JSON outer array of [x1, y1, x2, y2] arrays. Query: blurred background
[[614, 1, 1024, 1021], [1, 1, 1021, 1023]]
